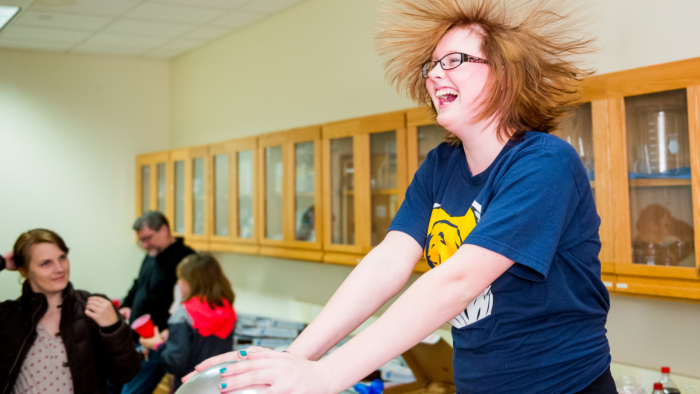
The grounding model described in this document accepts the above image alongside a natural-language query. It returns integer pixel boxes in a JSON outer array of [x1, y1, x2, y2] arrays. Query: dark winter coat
[[122, 237, 194, 332], [0, 281, 141, 394]]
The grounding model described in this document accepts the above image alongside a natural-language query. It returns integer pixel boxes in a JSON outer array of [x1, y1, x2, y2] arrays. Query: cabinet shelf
[[371, 188, 398, 195], [628, 178, 691, 187]]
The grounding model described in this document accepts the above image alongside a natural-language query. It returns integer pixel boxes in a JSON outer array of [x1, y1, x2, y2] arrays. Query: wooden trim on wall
[[591, 99, 614, 270], [687, 85, 700, 274]]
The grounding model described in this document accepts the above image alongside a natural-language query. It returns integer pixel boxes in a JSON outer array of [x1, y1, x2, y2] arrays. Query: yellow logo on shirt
[[425, 206, 478, 267]]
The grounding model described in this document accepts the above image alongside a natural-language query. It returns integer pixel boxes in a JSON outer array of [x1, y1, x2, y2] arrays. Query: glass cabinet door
[[264, 146, 284, 240], [213, 154, 229, 237], [174, 160, 185, 235], [209, 137, 258, 254], [157, 163, 166, 213], [625, 89, 695, 268], [136, 152, 169, 226], [238, 150, 255, 239], [370, 131, 398, 246], [192, 157, 205, 235], [554, 103, 595, 182], [140, 165, 151, 215], [417, 124, 445, 169], [323, 111, 406, 263], [295, 141, 316, 242], [330, 137, 355, 245]]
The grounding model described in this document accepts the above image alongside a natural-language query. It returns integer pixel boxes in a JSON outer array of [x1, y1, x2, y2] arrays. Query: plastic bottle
[[659, 367, 681, 394], [653, 383, 666, 394]]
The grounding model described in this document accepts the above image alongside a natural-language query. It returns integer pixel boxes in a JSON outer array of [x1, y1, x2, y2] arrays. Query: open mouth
[[436, 88, 459, 106]]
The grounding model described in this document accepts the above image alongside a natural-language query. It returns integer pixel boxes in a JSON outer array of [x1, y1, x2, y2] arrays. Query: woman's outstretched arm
[[286, 231, 423, 361], [219, 243, 514, 394]]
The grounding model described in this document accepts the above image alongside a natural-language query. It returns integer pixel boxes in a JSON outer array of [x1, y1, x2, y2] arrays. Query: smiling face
[[426, 26, 491, 138], [21, 242, 70, 295]]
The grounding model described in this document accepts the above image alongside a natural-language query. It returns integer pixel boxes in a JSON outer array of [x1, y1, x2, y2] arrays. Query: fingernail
[[219, 368, 226, 374], [221, 383, 227, 389], [240, 350, 247, 357]]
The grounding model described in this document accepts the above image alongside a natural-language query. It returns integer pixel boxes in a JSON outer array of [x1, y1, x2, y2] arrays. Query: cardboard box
[[384, 336, 455, 394]]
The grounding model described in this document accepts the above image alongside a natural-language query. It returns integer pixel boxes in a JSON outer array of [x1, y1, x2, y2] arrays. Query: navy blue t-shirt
[[388, 132, 611, 394]]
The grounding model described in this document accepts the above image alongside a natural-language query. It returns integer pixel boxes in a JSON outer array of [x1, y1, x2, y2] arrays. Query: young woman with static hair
[[139, 253, 237, 392], [0, 229, 141, 394], [190, 1, 614, 393]]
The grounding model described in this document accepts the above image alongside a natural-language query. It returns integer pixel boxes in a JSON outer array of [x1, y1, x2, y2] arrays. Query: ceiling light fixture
[[0, 6, 20, 32]]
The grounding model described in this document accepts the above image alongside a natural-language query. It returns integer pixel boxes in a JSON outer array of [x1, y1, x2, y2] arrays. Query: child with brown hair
[[139, 253, 236, 391]]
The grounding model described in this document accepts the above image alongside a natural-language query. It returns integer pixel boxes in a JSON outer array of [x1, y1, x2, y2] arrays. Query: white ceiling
[[0, 0, 307, 59]]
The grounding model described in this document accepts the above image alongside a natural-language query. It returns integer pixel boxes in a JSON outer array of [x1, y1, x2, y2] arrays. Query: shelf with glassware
[[208, 136, 260, 255], [322, 111, 408, 266], [257, 126, 324, 261], [596, 57, 700, 301]]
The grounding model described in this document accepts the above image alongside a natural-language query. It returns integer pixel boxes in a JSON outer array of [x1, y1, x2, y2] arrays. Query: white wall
[[169, 0, 700, 378], [0, 50, 170, 301]]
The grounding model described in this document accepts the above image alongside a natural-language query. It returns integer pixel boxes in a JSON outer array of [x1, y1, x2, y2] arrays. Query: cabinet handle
[[616, 283, 628, 289], [603, 281, 613, 288]]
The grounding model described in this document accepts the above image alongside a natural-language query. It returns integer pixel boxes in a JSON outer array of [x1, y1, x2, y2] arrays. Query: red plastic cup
[[111, 299, 121, 309], [131, 314, 155, 338]]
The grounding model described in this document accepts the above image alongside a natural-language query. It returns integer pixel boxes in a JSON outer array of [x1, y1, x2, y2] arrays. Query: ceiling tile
[[182, 26, 228, 41], [150, 0, 252, 11], [126, 2, 224, 24], [14, 10, 112, 31], [210, 10, 265, 29], [72, 43, 148, 57], [240, 0, 303, 14], [30, 0, 142, 17], [103, 18, 195, 38], [0, 37, 73, 51], [143, 50, 176, 59], [0, 25, 91, 43], [0, 0, 32, 7], [154, 38, 202, 52], [82, 32, 170, 49]]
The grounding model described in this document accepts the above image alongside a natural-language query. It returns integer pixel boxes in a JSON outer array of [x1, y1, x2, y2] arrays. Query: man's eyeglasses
[[422, 52, 488, 78]]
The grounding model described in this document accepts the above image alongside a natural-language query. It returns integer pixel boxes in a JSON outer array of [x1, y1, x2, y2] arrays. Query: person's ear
[[17, 266, 28, 279]]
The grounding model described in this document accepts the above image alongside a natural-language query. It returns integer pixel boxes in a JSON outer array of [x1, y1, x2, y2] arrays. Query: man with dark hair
[[118, 211, 194, 394]]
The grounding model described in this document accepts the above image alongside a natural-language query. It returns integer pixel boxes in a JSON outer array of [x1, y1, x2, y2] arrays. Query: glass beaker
[[633, 105, 689, 175]]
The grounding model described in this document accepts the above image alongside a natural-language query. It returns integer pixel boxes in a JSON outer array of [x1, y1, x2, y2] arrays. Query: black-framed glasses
[[422, 52, 488, 78]]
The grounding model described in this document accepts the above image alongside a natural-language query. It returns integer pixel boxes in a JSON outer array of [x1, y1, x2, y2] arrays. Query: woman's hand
[[139, 327, 164, 351], [85, 296, 119, 327], [219, 351, 334, 394], [118, 307, 132, 320], [2, 251, 15, 270], [181, 347, 273, 383]]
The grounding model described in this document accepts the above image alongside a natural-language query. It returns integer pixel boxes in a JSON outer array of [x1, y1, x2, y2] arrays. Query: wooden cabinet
[[322, 111, 407, 265], [257, 127, 323, 261], [135, 151, 170, 219], [587, 58, 700, 301], [167, 146, 210, 250], [135, 56, 700, 303], [209, 137, 260, 255]]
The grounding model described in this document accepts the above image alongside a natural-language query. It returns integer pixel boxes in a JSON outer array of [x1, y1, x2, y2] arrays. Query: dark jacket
[[0, 281, 141, 394], [122, 237, 194, 331], [158, 297, 236, 391]]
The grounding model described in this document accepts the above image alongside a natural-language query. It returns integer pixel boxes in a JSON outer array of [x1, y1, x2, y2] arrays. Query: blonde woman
[[193, 1, 613, 393]]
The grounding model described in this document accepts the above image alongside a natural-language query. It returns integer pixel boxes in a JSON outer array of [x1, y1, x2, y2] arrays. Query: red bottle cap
[[661, 366, 670, 373], [654, 383, 664, 390]]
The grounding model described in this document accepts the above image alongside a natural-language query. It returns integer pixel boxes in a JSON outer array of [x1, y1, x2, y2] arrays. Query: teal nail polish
[[221, 383, 227, 389], [219, 368, 226, 374], [240, 350, 247, 357]]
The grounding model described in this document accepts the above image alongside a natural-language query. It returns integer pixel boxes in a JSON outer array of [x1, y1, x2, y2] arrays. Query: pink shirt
[[12, 323, 74, 394]]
